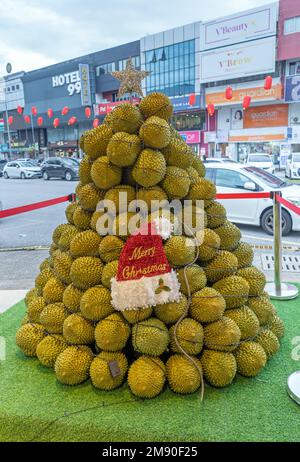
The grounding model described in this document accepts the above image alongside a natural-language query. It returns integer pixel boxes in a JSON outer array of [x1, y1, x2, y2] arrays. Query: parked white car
[[204, 158, 238, 164], [285, 153, 300, 179], [3, 160, 42, 179], [205, 163, 300, 235], [244, 153, 275, 174]]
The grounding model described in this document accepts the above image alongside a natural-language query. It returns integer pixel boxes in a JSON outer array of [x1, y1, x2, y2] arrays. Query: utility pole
[[0, 63, 13, 160]]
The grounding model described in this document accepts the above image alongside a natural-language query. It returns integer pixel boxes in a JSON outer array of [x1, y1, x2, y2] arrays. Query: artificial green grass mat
[[1, 292, 300, 442]]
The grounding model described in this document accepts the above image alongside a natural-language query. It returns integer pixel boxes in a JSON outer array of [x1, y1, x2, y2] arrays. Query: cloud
[[0, 0, 272, 73]]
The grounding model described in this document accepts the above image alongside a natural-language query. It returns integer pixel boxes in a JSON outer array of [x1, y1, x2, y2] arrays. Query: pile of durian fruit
[[16, 93, 284, 399]]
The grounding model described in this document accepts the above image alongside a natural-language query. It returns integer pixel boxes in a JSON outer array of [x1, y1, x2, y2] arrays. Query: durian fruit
[[63, 284, 84, 313], [16, 323, 46, 357], [162, 138, 193, 169], [255, 329, 280, 359], [70, 256, 103, 290], [122, 166, 135, 186], [225, 306, 260, 340], [234, 341, 267, 377], [53, 252, 73, 285], [63, 313, 95, 345], [49, 242, 58, 255], [233, 242, 254, 269], [36, 334, 68, 368], [197, 228, 220, 262], [190, 287, 226, 323], [84, 125, 113, 160], [35, 267, 53, 293], [98, 235, 124, 263], [91, 156, 122, 190], [176, 265, 207, 296], [191, 155, 206, 178], [206, 201, 227, 229], [248, 293, 276, 326], [25, 288, 38, 308], [169, 318, 203, 355], [77, 183, 104, 211], [203, 317, 241, 352], [161, 166, 190, 200], [27, 296, 46, 323], [40, 303, 69, 334], [122, 307, 153, 324], [154, 295, 188, 325], [104, 185, 136, 213], [214, 221, 241, 251], [201, 350, 237, 388], [237, 267, 266, 296], [203, 251, 238, 283], [90, 351, 128, 390], [48, 249, 61, 269], [55, 346, 93, 385], [136, 186, 168, 211], [101, 260, 118, 289], [80, 285, 114, 321], [52, 224, 70, 246], [110, 103, 143, 134], [21, 314, 29, 325], [166, 354, 202, 394], [186, 178, 216, 201], [107, 132, 141, 167], [43, 277, 65, 304], [186, 166, 200, 185], [139, 116, 171, 149], [65, 202, 77, 225], [180, 204, 207, 236], [95, 313, 130, 351], [78, 155, 92, 185], [132, 318, 169, 356], [269, 315, 285, 340], [112, 212, 142, 239], [132, 149, 166, 187], [69, 230, 102, 258], [139, 92, 173, 121], [90, 209, 111, 233], [213, 275, 250, 309], [128, 356, 166, 398], [75, 182, 84, 197], [164, 236, 196, 267], [58, 224, 80, 250]]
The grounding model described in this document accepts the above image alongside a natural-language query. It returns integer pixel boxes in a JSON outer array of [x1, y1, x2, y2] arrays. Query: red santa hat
[[111, 221, 180, 311]]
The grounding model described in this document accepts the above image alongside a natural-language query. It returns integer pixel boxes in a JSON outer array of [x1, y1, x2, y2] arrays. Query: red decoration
[[8, 116, 13, 125], [85, 107, 92, 118], [47, 108, 54, 118], [207, 103, 215, 117], [188, 94, 196, 106], [68, 116, 77, 126], [225, 86, 233, 100], [37, 116, 43, 126], [243, 95, 251, 110], [24, 115, 31, 124], [53, 118, 60, 128], [93, 118, 99, 128], [17, 105, 23, 115], [31, 106, 37, 116], [61, 106, 69, 116], [264, 76, 273, 91]]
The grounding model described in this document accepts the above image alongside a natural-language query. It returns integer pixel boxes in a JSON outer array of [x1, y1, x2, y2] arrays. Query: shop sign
[[204, 132, 217, 143], [48, 140, 77, 148], [97, 98, 140, 115], [200, 37, 276, 84], [52, 70, 81, 96], [200, 3, 277, 50], [0, 118, 4, 132], [216, 129, 229, 143], [179, 131, 201, 144], [285, 75, 300, 103], [229, 131, 286, 142], [170, 94, 201, 112], [243, 104, 289, 129], [289, 126, 300, 142], [79, 64, 91, 106]]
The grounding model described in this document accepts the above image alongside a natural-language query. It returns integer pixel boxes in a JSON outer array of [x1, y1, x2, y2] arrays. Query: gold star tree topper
[[111, 57, 150, 98]]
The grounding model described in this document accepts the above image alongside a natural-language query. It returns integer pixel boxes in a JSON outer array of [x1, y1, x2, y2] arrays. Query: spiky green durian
[[248, 293, 276, 326], [72, 206, 93, 231], [203, 317, 241, 352], [201, 350, 237, 387], [154, 295, 188, 325], [77, 183, 104, 211], [169, 318, 203, 355], [180, 204, 207, 236], [232, 242, 254, 268], [52, 224, 70, 246], [234, 341, 267, 377], [27, 296, 46, 323], [128, 356, 166, 398], [162, 138, 193, 169], [161, 166, 190, 200], [90, 209, 113, 235], [186, 178, 216, 201], [190, 287, 226, 323], [226, 306, 260, 340], [25, 288, 39, 308], [65, 202, 77, 225], [95, 313, 130, 351], [122, 307, 153, 324], [269, 315, 285, 339], [196, 228, 220, 262], [35, 267, 53, 292], [90, 351, 128, 390], [43, 277, 65, 304], [213, 275, 250, 309], [186, 166, 200, 185], [255, 329, 280, 359], [136, 186, 168, 211], [58, 224, 79, 250], [40, 303, 69, 334], [98, 235, 124, 263], [166, 354, 202, 394], [191, 155, 205, 177], [69, 230, 102, 258], [53, 251, 73, 285], [112, 212, 142, 239], [16, 323, 46, 357], [164, 236, 196, 267], [101, 260, 118, 289], [80, 285, 114, 321], [70, 257, 103, 290], [176, 265, 207, 296], [63, 284, 84, 313], [55, 346, 93, 385], [91, 156, 122, 190], [214, 221, 241, 251], [132, 149, 166, 187], [78, 155, 92, 185], [63, 313, 95, 345], [36, 334, 68, 368], [203, 250, 238, 283], [139, 116, 171, 149], [206, 201, 227, 229], [84, 125, 113, 160], [237, 267, 266, 296], [104, 185, 136, 213], [110, 103, 143, 134], [132, 318, 169, 356], [107, 132, 142, 167], [139, 92, 173, 120]]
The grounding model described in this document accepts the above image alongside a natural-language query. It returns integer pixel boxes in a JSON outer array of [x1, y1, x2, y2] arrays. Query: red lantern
[[8, 116, 13, 125], [31, 106, 37, 116], [188, 94, 196, 106], [264, 76, 273, 91], [85, 107, 92, 118], [24, 115, 31, 124], [61, 106, 69, 116], [207, 103, 215, 117], [93, 118, 99, 128], [53, 118, 60, 128], [47, 108, 54, 118], [243, 95, 251, 110], [37, 116, 43, 126], [17, 105, 23, 115], [225, 86, 233, 100], [68, 116, 77, 126]]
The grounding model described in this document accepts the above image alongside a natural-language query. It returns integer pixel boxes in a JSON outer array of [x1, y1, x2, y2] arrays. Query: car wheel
[[261, 208, 293, 236], [65, 170, 73, 181], [3, 172, 8, 179], [43, 171, 49, 180], [20, 172, 26, 179]]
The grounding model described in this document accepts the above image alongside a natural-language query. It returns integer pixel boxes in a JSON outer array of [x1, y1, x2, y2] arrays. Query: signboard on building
[[200, 3, 278, 51], [229, 127, 287, 142], [52, 70, 81, 96], [200, 37, 276, 84], [206, 78, 283, 107], [0, 118, 4, 133], [79, 64, 92, 106], [179, 130, 201, 144], [170, 94, 201, 112], [97, 98, 140, 116], [285, 75, 300, 103], [243, 104, 289, 129]]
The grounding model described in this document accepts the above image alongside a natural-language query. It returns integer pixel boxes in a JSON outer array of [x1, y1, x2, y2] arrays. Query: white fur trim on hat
[[153, 217, 173, 240]]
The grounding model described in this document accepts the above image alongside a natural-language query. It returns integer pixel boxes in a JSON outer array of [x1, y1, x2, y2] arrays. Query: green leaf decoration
[[155, 287, 163, 295], [159, 278, 164, 285], [163, 286, 171, 292]]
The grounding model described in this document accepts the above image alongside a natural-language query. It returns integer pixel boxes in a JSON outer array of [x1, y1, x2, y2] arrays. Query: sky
[[0, 0, 274, 74]]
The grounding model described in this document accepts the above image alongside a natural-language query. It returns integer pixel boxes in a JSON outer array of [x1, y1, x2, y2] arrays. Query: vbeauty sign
[[200, 3, 278, 50]]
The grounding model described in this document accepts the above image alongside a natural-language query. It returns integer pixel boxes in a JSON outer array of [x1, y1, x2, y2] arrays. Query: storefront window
[[237, 142, 281, 163], [170, 112, 205, 131]]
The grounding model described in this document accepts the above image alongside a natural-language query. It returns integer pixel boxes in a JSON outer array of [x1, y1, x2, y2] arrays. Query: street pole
[[30, 114, 37, 158], [0, 75, 13, 161]]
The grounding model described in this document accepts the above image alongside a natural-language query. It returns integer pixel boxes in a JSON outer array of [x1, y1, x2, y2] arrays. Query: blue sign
[[285, 75, 300, 103], [0, 144, 8, 152], [169, 94, 201, 112]]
